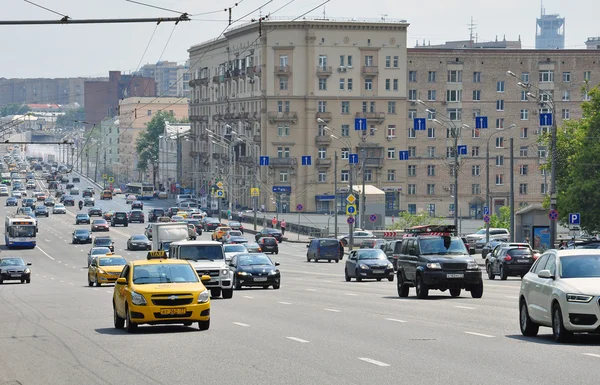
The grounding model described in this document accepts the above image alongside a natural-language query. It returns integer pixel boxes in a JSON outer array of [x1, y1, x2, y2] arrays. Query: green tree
[[135, 111, 175, 187], [0, 103, 31, 117], [487, 206, 511, 229], [56, 107, 85, 129], [387, 211, 444, 230], [550, 86, 600, 233]]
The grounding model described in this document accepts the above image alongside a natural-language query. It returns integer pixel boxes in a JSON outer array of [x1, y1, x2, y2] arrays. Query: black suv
[[111, 212, 128, 227], [148, 208, 165, 222], [396, 225, 483, 299], [128, 210, 145, 223]]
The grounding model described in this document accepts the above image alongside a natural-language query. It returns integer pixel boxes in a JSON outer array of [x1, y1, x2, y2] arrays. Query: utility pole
[[177, 132, 182, 195], [452, 123, 459, 230], [549, 108, 558, 248], [253, 157, 257, 231], [103, 149, 107, 189], [334, 151, 338, 238], [359, 131, 367, 229], [349, 160, 354, 251], [94, 146, 99, 182], [86, 148, 90, 177], [509, 137, 515, 242]]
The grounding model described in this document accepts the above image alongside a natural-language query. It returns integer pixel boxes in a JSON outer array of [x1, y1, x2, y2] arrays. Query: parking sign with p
[[569, 213, 581, 226]]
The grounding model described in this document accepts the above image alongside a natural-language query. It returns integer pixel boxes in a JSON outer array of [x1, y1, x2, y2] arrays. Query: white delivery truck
[[169, 240, 234, 299], [151, 222, 189, 256]]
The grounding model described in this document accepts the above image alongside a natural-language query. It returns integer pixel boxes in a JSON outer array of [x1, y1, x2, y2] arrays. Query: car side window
[[532, 255, 550, 273], [407, 239, 416, 255], [544, 254, 557, 276], [231, 256, 237, 266], [120, 265, 130, 279], [395, 241, 403, 254]]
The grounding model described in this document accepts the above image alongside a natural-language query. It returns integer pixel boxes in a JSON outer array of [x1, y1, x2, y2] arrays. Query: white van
[[176, 194, 197, 205]]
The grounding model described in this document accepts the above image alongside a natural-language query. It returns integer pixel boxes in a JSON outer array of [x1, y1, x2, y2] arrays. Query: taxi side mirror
[[200, 275, 211, 282], [116, 277, 127, 285]]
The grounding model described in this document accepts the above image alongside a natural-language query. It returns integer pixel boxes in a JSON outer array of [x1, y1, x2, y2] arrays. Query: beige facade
[[116, 97, 188, 182], [188, 19, 409, 212]]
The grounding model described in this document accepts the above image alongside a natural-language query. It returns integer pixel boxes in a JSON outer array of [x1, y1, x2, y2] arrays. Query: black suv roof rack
[[404, 225, 458, 236]]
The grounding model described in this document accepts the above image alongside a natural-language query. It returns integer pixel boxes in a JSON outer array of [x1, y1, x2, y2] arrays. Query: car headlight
[[567, 294, 594, 303], [23, 268, 30, 274], [387, 263, 394, 269], [197, 290, 209, 303], [269, 270, 279, 275], [221, 269, 229, 276], [426, 262, 442, 269], [467, 262, 480, 270], [237, 271, 248, 276], [130, 290, 147, 306], [359, 264, 369, 269]]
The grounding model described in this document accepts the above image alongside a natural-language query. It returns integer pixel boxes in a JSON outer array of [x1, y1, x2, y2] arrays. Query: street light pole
[[334, 150, 338, 238]]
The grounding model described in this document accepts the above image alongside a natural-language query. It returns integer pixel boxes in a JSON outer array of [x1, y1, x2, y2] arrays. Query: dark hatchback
[[203, 217, 221, 231], [62, 195, 75, 206], [88, 207, 103, 217], [0, 257, 32, 284], [128, 210, 145, 223], [126, 234, 151, 251], [255, 228, 283, 243], [486, 246, 534, 280], [229, 253, 280, 290], [258, 237, 278, 254], [72, 229, 92, 244], [35, 205, 49, 217], [148, 208, 165, 222], [111, 212, 128, 227], [345, 249, 394, 282], [75, 213, 91, 224], [93, 236, 114, 252]]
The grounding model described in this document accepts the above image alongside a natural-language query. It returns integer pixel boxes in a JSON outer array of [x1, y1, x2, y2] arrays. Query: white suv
[[466, 228, 510, 252], [519, 249, 600, 342]]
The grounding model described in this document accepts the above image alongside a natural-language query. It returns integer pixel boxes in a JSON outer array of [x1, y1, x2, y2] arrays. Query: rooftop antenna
[[380, 14, 388, 22], [541, 0, 545, 16], [322, 5, 326, 19], [468, 16, 477, 48]]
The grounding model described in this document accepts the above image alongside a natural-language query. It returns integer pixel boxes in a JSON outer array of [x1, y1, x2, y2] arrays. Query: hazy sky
[[0, 0, 597, 78]]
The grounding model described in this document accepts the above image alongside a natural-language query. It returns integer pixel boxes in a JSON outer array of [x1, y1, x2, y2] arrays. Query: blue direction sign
[[369, 214, 377, 222], [549, 209, 559, 221], [347, 205, 356, 215], [349, 153, 359, 164], [413, 118, 426, 131], [259, 156, 270, 166], [301, 155, 312, 166], [483, 214, 490, 224], [296, 204, 303, 211], [569, 213, 580, 225], [540, 113, 553, 127], [399, 150, 410, 161], [272, 186, 292, 193], [475, 116, 488, 129], [354, 117, 367, 131], [347, 216, 355, 225], [483, 206, 490, 215], [457, 145, 467, 155]]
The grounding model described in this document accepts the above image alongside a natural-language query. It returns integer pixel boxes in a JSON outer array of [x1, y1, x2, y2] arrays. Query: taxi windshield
[[99, 257, 126, 266], [178, 245, 223, 261], [132, 264, 199, 284]]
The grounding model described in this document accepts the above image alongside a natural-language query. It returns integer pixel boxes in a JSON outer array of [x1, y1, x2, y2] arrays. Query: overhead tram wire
[[23, 0, 68, 18], [0, 16, 191, 25]]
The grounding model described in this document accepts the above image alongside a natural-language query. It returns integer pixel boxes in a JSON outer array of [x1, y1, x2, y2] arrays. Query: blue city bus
[[4, 215, 37, 249]]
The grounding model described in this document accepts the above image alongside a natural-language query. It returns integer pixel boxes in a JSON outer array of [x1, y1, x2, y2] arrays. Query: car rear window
[[319, 239, 339, 247], [507, 249, 532, 257], [263, 238, 276, 244]]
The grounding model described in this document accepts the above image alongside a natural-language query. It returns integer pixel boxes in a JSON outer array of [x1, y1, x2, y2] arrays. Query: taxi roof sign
[[147, 250, 167, 259]]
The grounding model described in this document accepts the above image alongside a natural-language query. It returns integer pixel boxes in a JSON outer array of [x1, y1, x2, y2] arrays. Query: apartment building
[[188, 18, 409, 213], [98, 117, 120, 177], [115, 97, 188, 182], [404, 48, 599, 218]]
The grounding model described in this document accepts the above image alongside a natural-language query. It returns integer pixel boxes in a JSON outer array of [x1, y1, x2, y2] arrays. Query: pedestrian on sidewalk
[[280, 219, 287, 235], [271, 216, 277, 228], [338, 241, 345, 261]]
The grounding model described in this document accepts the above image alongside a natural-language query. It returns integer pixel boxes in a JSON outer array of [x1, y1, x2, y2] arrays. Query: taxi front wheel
[[125, 306, 138, 333], [198, 319, 210, 331], [113, 303, 125, 329]]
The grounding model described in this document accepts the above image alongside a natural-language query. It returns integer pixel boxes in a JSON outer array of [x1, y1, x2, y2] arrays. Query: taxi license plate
[[160, 308, 186, 315], [11, 274, 21, 278], [372, 270, 384, 274], [447, 273, 464, 279], [254, 277, 267, 282]]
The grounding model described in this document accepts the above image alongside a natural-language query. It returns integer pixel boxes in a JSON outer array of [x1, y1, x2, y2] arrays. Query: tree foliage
[[486, 206, 511, 229], [0, 103, 31, 117], [551, 86, 600, 233], [387, 211, 444, 230], [135, 111, 175, 175], [56, 107, 85, 129]]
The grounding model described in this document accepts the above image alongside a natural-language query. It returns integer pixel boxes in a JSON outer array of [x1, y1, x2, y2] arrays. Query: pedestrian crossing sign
[[250, 188, 260, 197]]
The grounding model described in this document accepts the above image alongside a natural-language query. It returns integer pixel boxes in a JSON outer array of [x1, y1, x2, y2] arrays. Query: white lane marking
[[278, 301, 292, 305], [242, 295, 254, 299], [36, 246, 55, 260], [69, 283, 74, 285], [286, 337, 309, 343], [64, 263, 69, 266], [504, 296, 518, 299], [358, 358, 390, 367], [344, 293, 358, 296], [50, 277, 55, 280], [464, 332, 495, 338], [44, 239, 51, 242], [385, 318, 407, 323], [232, 322, 250, 327], [324, 308, 341, 313], [72, 266, 76, 269], [57, 261, 62, 264], [35, 273, 38, 276], [305, 288, 317, 292], [455, 306, 476, 310], [42, 275, 46, 278], [60, 280, 64, 283], [582, 353, 600, 358]]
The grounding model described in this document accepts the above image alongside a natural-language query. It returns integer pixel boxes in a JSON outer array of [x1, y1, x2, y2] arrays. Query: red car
[[91, 219, 110, 232]]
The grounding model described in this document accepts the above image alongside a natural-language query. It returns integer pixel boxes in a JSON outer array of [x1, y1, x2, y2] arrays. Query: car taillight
[[504, 255, 512, 261]]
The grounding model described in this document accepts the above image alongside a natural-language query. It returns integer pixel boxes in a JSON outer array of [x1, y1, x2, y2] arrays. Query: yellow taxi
[[88, 255, 127, 286], [176, 211, 188, 218], [101, 190, 113, 200], [211, 226, 232, 241], [113, 252, 211, 333]]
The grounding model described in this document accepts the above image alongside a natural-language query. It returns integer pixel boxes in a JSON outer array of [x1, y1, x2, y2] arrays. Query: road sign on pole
[[347, 216, 355, 225], [259, 156, 270, 166], [539, 113, 553, 127], [457, 145, 467, 155], [369, 214, 377, 222], [346, 194, 356, 204], [354, 117, 367, 131], [216, 181, 224, 189], [549, 209, 558, 221], [413, 118, 426, 131], [108, 176, 114, 183], [296, 204, 303, 211], [250, 188, 260, 197], [399, 150, 410, 160], [102, 173, 108, 180], [301, 156, 312, 166], [346, 204, 357, 216], [475, 116, 488, 129], [349, 154, 359, 164], [483, 206, 490, 215], [216, 190, 225, 198], [568, 213, 581, 225], [483, 214, 490, 224]]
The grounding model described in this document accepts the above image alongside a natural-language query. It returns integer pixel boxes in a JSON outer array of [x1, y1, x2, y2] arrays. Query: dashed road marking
[[358, 357, 390, 367], [305, 288, 317, 292], [455, 306, 476, 310], [278, 301, 292, 305], [232, 322, 250, 327], [385, 318, 407, 323], [464, 332, 495, 338], [242, 295, 254, 299], [583, 353, 600, 359], [324, 308, 341, 313], [344, 293, 358, 296], [286, 337, 309, 343], [60, 280, 64, 283]]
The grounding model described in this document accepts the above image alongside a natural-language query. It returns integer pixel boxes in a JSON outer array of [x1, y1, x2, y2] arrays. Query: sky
[[0, 0, 598, 78]]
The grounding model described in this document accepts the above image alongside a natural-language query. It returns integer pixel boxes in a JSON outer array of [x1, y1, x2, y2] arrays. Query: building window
[[387, 125, 396, 137], [472, 146, 480, 156], [427, 109, 436, 121], [520, 109, 529, 120], [496, 155, 504, 166], [447, 108, 462, 121], [147, 110, 152, 116], [408, 90, 417, 101], [347, 55, 353, 67], [317, 101, 327, 112], [409, 71, 417, 82], [341, 124, 349, 136], [427, 165, 435, 176], [541, 183, 547, 194], [393, 79, 399, 91], [408, 146, 416, 157], [562, 109, 570, 119], [364, 55, 373, 66], [539, 70, 554, 83], [563, 72, 571, 82], [427, 127, 435, 138], [318, 78, 327, 90], [385, 56, 391, 68], [472, 165, 480, 176], [562, 90, 570, 101], [388, 101, 396, 114], [427, 90, 436, 101], [279, 76, 289, 90], [387, 169, 396, 181], [428, 71, 436, 82], [496, 100, 505, 111], [521, 90, 528, 101], [340, 55, 345, 66], [446, 147, 454, 158], [496, 118, 504, 129], [446, 89, 462, 102], [427, 184, 435, 195], [519, 183, 528, 195], [473, 71, 481, 83], [538, 147, 547, 158], [277, 125, 289, 137], [341, 101, 350, 114], [318, 172, 327, 183], [472, 129, 480, 139], [496, 81, 505, 92], [427, 146, 436, 158], [341, 170, 349, 182], [408, 165, 416, 177], [276, 146, 290, 158], [364, 169, 372, 182], [387, 147, 396, 159], [408, 109, 417, 119], [584, 71, 591, 81], [339, 78, 345, 90], [347, 78, 353, 90], [393, 56, 399, 67], [318, 124, 326, 136], [520, 127, 528, 138], [496, 174, 504, 185], [317, 147, 327, 159], [408, 184, 416, 195], [520, 147, 528, 157], [520, 164, 528, 175], [472, 90, 481, 101], [279, 171, 288, 182], [341, 149, 349, 159], [521, 72, 530, 82], [448, 70, 462, 83], [472, 184, 481, 195], [385, 79, 390, 91], [408, 127, 416, 138], [365, 79, 373, 90]]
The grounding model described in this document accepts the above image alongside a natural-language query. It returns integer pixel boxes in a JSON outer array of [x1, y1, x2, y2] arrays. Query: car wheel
[[552, 303, 572, 343], [95, 275, 101, 287], [273, 283, 280, 289], [198, 319, 210, 331], [26, 279, 30, 284], [328, 259, 331, 263], [340, 239, 347, 247], [234, 277, 242, 290], [335, 258, 339, 263], [88, 278, 93, 287], [396, 272, 409, 297], [470, 282, 484, 298], [519, 299, 539, 337], [415, 274, 429, 299], [125, 306, 137, 333], [275, 250, 279, 255], [450, 288, 461, 297], [0, 278, 3, 284], [355, 269, 362, 282], [113, 303, 125, 329], [500, 265, 508, 280], [486, 263, 495, 280], [20, 279, 24, 284], [210, 288, 221, 298], [222, 289, 233, 299]]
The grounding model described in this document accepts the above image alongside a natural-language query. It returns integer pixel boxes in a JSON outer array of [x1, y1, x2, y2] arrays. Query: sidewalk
[[221, 217, 313, 244]]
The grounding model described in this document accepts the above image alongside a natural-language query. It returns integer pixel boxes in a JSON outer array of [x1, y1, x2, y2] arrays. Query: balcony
[[251, 112, 260, 121], [355, 111, 386, 124], [224, 113, 234, 120], [212, 114, 222, 121], [363, 158, 385, 168], [241, 112, 250, 120], [316, 66, 332, 76], [269, 157, 297, 167], [247, 66, 261, 76], [268, 111, 298, 124], [212, 75, 221, 83], [253, 135, 261, 143], [200, 132, 209, 140], [274, 65, 292, 75], [361, 66, 379, 76], [200, 115, 208, 123], [315, 135, 332, 145], [239, 156, 255, 165], [316, 112, 332, 122], [316, 157, 332, 167]]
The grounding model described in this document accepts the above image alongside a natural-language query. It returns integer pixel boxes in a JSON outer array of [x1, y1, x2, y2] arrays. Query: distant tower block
[[535, 2, 565, 49]]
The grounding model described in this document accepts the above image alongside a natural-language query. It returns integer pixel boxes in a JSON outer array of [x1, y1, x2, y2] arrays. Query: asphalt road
[[0, 172, 599, 385]]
